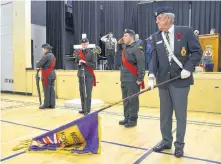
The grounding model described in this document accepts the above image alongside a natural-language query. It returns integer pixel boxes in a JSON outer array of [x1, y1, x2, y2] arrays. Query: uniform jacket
[[74, 49, 96, 79], [120, 42, 146, 82], [36, 51, 56, 80], [149, 25, 202, 88]]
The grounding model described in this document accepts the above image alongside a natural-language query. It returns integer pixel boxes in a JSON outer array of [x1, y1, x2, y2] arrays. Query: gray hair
[[164, 13, 175, 23]]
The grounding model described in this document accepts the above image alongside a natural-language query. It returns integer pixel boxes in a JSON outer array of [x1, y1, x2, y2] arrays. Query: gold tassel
[[12, 139, 32, 151]]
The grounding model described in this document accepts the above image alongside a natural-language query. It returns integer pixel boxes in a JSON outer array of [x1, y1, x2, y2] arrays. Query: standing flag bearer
[[73, 38, 101, 115], [148, 6, 202, 158], [36, 43, 56, 109]]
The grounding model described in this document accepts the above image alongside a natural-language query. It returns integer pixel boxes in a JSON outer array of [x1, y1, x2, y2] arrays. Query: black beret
[[154, 6, 174, 17], [41, 43, 53, 49], [124, 29, 135, 36], [80, 38, 89, 43]]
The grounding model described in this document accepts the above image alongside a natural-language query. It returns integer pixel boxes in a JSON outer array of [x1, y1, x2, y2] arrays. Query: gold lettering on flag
[[56, 125, 86, 150]]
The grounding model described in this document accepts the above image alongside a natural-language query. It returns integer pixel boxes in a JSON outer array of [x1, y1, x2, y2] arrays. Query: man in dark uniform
[[73, 38, 101, 115], [36, 43, 56, 109], [118, 29, 146, 128], [148, 7, 202, 157]]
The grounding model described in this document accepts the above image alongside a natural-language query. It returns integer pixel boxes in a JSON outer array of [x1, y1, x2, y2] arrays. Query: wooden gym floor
[[1, 93, 221, 164]]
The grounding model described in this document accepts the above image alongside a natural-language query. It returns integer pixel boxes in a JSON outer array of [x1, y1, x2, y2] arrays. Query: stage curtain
[[46, 1, 66, 69], [138, 1, 190, 39], [191, 1, 221, 34]]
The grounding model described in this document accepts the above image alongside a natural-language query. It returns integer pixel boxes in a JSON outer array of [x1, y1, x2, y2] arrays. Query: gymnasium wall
[[13, 0, 31, 92], [1, 1, 13, 91], [26, 70, 221, 113]]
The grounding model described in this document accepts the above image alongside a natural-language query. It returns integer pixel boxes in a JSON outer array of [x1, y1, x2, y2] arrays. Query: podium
[[199, 34, 221, 72]]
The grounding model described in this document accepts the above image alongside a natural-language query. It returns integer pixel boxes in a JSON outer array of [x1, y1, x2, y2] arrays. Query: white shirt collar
[[167, 24, 174, 34]]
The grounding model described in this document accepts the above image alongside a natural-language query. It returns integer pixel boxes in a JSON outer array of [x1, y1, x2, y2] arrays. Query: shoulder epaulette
[[137, 45, 144, 54], [137, 45, 144, 50]]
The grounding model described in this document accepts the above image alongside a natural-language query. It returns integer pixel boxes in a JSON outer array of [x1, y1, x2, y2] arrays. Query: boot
[[119, 119, 128, 125], [124, 120, 137, 128], [79, 110, 84, 114], [39, 105, 46, 109]]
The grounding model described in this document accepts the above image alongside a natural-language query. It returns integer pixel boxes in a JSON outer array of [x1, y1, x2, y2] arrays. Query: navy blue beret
[[80, 38, 89, 43], [124, 29, 135, 36], [154, 6, 174, 17]]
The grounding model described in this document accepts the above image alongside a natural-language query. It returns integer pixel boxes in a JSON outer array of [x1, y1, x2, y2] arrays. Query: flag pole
[[35, 68, 42, 105], [81, 64, 88, 115], [96, 75, 181, 113]]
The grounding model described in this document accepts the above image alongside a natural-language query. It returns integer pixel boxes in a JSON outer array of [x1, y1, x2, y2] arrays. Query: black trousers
[[121, 82, 140, 121], [42, 79, 55, 107], [79, 77, 93, 113], [106, 50, 115, 70]]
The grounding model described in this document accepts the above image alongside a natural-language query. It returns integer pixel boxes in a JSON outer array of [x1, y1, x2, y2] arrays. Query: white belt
[[162, 33, 183, 69]]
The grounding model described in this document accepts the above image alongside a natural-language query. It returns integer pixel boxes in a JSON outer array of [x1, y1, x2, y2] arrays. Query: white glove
[[79, 60, 86, 65], [147, 78, 154, 90], [147, 74, 155, 90], [181, 69, 191, 79]]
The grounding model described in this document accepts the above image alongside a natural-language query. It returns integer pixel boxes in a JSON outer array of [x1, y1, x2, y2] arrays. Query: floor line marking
[[134, 128, 176, 164], [2, 98, 221, 127], [1, 111, 69, 127], [0, 151, 25, 162], [1, 120, 221, 164], [1, 131, 44, 144], [158, 152, 221, 164]]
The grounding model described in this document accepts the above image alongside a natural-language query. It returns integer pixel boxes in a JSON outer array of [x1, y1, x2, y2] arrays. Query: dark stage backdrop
[[46, 1, 65, 69], [191, 1, 221, 34], [72, 1, 141, 44], [45, 1, 221, 69], [137, 1, 190, 39]]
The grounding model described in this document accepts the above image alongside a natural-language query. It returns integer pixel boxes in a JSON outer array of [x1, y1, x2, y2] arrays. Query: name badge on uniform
[[181, 47, 187, 56], [156, 40, 163, 45]]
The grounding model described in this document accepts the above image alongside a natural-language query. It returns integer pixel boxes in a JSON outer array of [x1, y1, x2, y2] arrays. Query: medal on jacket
[[181, 47, 186, 56]]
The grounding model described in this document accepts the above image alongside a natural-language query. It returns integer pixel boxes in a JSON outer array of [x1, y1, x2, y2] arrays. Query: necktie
[[164, 31, 171, 62]]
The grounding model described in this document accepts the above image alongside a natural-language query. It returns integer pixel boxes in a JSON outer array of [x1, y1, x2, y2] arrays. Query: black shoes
[[153, 143, 184, 158], [119, 119, 128, 125], [39, 105, 46, 109], [153, 143, 171, 152], [119, 119, 137, 128], [174, 148, 184, 158], [79, 110, 90, 115], [39, 105, 55, 109], [124, 120, 137, 128]]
